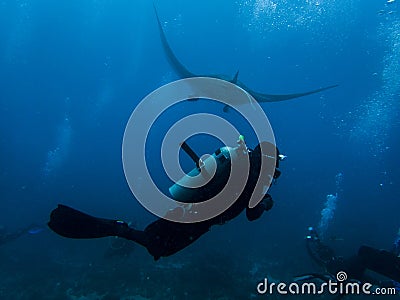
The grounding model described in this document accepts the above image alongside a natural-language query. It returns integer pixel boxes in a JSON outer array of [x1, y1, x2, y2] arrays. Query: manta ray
[[154, 7, 338, 110]]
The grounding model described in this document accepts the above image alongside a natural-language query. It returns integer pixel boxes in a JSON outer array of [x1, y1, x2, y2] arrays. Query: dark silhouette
[[296, 227, 400, 290], [48, 141, 282, 260]]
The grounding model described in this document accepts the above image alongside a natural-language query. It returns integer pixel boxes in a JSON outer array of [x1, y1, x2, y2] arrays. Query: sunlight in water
[[2, 0, 32, 64], [253, 0, 278, 19], [237, 0, 357, 34], [43, 98, 72, 178], [89, 82, 115, 123], [350, 18, 400, 154]]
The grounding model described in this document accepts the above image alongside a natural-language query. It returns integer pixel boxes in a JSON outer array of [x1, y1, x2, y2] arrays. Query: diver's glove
[[246, 194, 274, 221], [262, 194, 274, 211]]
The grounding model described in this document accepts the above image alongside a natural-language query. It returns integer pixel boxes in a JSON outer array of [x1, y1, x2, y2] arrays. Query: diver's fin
[[48, 204, 129, 239], [358, 245, 400, 283], [232, 70, 239, 84]]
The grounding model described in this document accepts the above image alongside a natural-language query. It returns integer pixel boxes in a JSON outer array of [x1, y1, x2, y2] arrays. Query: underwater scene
[[1, 0, 400, 299]]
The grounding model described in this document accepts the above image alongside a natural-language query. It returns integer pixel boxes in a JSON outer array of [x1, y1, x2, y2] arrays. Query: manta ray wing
[[154, 6, 195, 79], [238, 81, 339, 103], [154, 6, 338, 103]]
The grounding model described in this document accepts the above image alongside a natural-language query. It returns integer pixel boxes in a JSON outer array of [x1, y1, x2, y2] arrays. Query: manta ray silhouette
[[154, 6, 338, 111]]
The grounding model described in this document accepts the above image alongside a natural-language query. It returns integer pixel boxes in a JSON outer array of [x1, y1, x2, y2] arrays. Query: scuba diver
[[0, 224, 43, 246], [48, 137, 284, 260], [295, 226, 400, 290]]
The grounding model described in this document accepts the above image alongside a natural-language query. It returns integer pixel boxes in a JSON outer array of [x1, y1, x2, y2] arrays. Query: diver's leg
[[143, 218, 210, 260], [48, 204, 209, 260]]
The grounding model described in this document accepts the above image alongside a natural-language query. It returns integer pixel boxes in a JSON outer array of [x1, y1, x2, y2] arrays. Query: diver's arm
[[246, 194, 274, 221], [246, 203, 264, 221]]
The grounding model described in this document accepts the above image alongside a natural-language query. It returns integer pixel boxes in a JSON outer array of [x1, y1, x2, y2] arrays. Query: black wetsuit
[[129, 146, 275, 260], [49, 143, 277, 260]]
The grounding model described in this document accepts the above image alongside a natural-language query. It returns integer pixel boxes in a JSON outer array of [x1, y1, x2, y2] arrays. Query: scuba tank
[[168, 135, 249, 203]]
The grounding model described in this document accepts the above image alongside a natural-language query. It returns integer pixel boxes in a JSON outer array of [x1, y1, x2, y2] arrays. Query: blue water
[[1, 0, 399, 299]]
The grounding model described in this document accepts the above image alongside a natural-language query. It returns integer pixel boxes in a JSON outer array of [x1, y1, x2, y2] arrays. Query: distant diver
[[294, 226, 400, 290], [0, 224, 43, 246], [154, 6, 338, 110], [48, 137, 283, 260]]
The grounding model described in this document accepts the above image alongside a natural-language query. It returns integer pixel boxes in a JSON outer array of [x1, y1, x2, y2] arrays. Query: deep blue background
[[0, 0, 399, 298]]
